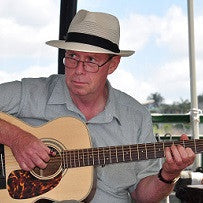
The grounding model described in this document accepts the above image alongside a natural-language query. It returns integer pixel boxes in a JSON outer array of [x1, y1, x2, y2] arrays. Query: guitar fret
[[72, 150, 75, 167], [83, 148, 88, 166], [154, 143, 156, 159], [104, 148, 110, 164], [98, 148, 101, 165], [75, 150, 79, 167], [110, 146, 117, 163], [66, 151, 69, 168], [129, 145, 133, 161], [163, 142, 165, 157], [78, 150, 80, 167], [82, 149, 85, 166], [92, 148, 95, 165], [123, 146, 130, 162], [117, 147, 124, 162], [130, 145, 138, 161], [79, 150, 84, 167], [103, 148, 106, 165], [94, 149, 100, 166], [62, 151, 65, 169], [87, 149, 90, 166], [145, 144, 148, 159], [69, 151, 72, 168], [87, 148, 93, 166], [116, 147, 119, 162], [121, 146, 125, 162], [182, 140, 185, 148], [97, 148, 103, 165], [109, 146, 112, 163], [155, 142, 164, 158], [137, 144, 146, 160], [145, 143, 154, 159], [137, 144, 139, 160], [75, 150, 78, 167], [116, 147, 121, 162]]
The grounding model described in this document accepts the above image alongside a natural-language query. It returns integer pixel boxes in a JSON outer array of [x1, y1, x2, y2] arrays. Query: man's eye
[[87, 57, 96, 63], [67, 53, 77, 58]]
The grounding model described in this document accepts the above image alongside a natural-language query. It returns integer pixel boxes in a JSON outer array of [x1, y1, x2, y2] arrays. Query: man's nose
[[75, 61, 86, 74]]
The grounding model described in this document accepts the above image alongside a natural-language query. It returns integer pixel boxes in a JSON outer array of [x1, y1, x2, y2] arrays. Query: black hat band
[[65, 32, 120, 53]]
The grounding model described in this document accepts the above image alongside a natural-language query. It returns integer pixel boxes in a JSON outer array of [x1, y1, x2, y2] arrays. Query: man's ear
[[108, 55, 121, 74]]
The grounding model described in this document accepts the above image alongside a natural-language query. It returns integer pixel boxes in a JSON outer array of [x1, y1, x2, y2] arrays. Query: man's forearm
[[131, 174, 175, 203], [0, 118, 20, 147]]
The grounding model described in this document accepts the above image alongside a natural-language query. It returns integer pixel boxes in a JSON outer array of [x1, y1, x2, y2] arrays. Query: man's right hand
[[10, 130, 51, 171]]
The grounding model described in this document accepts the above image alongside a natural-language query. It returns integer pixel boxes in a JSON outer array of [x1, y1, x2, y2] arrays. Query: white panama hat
[[46, 9, 135, 57]]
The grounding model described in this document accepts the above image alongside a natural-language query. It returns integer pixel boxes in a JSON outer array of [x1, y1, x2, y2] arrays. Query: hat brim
[[46, 40, 135, 57]]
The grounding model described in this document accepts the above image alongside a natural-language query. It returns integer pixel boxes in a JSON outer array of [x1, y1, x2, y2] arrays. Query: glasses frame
[[63, 55, 115, 73]]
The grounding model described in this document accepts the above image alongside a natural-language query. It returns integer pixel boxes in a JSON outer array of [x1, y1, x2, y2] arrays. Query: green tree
[[147, 92, 164, 108]]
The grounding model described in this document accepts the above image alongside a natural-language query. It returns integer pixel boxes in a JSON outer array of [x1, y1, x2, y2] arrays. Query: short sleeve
[[0, 81, 22, 115]]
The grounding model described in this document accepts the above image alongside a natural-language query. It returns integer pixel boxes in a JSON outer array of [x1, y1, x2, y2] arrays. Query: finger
[[176, 145, 189, 164], [34, 141, 51, 162], [18, 157, 35, 171], [37, 148, 50, 162], [49, 148, 56, 156], [180, 134, 189, 140], [20, 162, 31, 171], [185, 147, 196, 164], [42, 143, 51, 154], [170, 145, 183, 166], [31, 153, 47, 169], [165, 147, 174, 164]]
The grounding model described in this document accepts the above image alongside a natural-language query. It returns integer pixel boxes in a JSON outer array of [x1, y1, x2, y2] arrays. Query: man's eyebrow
[[65, 51, 77, 56]]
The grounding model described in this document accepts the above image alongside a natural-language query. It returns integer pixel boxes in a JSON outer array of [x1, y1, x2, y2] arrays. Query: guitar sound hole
[[32, 147, 62, 179]]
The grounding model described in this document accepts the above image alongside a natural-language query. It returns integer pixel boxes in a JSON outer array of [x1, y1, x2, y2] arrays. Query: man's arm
[[0, 118, 51, 171], [131, 134, 195, 202]]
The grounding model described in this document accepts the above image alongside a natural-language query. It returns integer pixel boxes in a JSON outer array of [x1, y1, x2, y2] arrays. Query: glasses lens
[[65, 57, 77, 68], [64, 57, 99, 72], [84, 62, 99, 73]]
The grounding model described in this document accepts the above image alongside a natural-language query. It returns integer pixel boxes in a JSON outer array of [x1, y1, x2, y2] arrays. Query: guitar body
[[0, 112, 94, 203]]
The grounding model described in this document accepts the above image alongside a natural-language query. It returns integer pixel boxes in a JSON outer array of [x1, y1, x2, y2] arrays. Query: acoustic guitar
[[0, 112, 202, 203]]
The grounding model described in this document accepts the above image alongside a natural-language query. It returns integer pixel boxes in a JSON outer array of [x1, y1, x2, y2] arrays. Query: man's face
[[64, 50, 119, 98]]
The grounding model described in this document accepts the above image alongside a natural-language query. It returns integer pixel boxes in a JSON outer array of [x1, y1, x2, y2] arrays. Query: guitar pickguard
[[7, 170, 62, 199]]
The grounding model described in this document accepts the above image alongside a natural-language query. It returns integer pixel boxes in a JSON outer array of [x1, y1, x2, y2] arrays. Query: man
[[0, 9, 195, 202]]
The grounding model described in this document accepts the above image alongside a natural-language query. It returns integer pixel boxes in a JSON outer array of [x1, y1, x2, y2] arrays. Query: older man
[[0, 10, 195, 202]]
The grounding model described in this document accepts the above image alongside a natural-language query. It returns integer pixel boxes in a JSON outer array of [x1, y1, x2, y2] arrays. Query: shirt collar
[[47, 76, 82, 115], [88, 81, 121, 124], [47, 76, 121, 124]]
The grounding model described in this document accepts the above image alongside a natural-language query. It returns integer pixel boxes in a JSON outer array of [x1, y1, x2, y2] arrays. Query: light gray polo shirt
[[0, 75, 160, 203]]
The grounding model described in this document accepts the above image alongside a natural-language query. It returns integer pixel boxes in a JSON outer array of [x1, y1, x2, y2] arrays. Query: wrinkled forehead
[[65, 50, 111, 59]]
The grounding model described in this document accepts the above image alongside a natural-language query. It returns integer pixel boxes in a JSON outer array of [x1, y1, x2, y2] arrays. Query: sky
[[0, 0, 203, 104]]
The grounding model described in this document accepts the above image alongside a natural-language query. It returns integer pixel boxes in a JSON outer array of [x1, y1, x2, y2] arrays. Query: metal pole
[[58, 0, 77, 74], [187, 0, 201, 168]]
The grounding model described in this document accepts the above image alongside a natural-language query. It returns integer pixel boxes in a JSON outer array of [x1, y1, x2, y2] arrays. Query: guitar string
[[3, 145, 203, 168], [4, 142, 203, 160], [5, 150, 203, 169], [3, 142, 203, 166]]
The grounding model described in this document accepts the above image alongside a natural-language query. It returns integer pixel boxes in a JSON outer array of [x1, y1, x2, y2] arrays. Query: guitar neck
[[60, 139, 203, 169]]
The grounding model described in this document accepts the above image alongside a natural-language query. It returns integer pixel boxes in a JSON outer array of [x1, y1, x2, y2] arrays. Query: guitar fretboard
[[58, 139, 203, 169]]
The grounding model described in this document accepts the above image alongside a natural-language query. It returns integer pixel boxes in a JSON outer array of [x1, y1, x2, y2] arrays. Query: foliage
[[146, 92, 192, 114], [147, 92, 203, 136], [147, 92, 164, 108]]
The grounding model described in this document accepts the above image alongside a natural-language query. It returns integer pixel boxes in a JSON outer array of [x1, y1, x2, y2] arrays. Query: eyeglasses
[[63, 55, 114, 73]]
